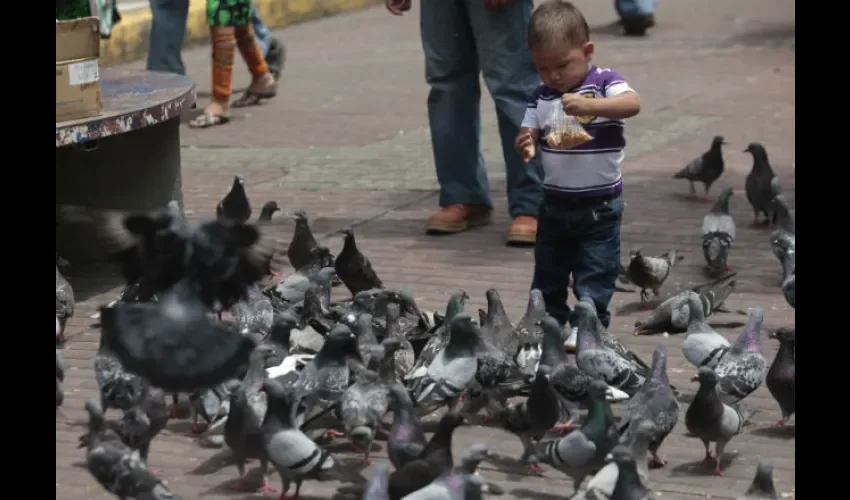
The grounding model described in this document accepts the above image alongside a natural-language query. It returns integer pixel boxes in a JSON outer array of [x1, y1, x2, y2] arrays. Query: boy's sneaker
[[563, 326, 578, 353]]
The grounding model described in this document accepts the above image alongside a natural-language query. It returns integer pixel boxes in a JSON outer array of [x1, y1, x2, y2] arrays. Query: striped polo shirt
[[521, 65, 636, 200]]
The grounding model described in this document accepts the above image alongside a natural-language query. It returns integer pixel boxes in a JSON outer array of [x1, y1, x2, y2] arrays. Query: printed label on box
[[68, 60, 100, 86]]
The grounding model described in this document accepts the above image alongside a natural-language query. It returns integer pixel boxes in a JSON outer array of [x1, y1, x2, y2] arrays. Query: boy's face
[[531, 41, 594, 93]]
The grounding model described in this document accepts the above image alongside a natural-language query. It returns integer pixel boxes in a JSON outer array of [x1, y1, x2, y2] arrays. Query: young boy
[[515, 0, 641, 346]]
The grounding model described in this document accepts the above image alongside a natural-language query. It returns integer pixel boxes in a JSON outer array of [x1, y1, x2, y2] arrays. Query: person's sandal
[[232, 85, 278, 108], [188, 112, 231, 129]]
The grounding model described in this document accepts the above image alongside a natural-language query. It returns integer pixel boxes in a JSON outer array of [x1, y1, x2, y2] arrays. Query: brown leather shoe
[[506, 215, 537, 246], [425, 204, 492, 234]]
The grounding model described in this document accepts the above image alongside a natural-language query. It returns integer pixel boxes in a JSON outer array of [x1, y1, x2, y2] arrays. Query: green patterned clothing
[[56, 0, 91, 21], [207, 0, 253, 26]]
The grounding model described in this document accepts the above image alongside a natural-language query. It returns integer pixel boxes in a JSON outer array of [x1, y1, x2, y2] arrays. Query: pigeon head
[[322, 324, 363, 363], [385, 302, 401, 322], [387, 383, 414, 411], [684, 293, 706, 323], [293, 209, 308, 222], [525, 289, 546, 314], [339, 228, 356, 247], [270, 312, 297, 348], [610, 444, 635, 463], [743, 142, 765, 155], [446, 290, 469, 317], [464, 443, 491, 464], [691, 366, 719, 386], [733, 307, 764, 354], [233, 175, 245, 186], [573, 299, 602, 347], [746, 459, 778, 497], [711, 135, 727, 148], [448, 312, 481, 347], [316, 267, 338, 285], [535, 315, 564, 350], [352, 290, 377, 311], [744, 142, 770, 169], [662, 248, 685, 264], [587, 379, 609, 399], [380, 337, 403, 356], [768, 325, 795, 343], [259, 201, 280, 220], [84, 399, 105, 425], [648, 345, 670, 385]]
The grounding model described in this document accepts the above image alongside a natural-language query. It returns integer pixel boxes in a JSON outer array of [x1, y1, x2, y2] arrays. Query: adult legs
[[615, 0, 656, 36], [421, 0, 493, 234], [147, 0, 190, 75]]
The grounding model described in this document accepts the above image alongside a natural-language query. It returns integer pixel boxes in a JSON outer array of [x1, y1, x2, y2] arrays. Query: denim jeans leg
[[464, 0, 543, 217], [531, 204, 575, 326], [420, 0, 492, 209], [571, 197, 624, 329], [615, 0, 656, 17], [251, 5, 270, 56], [147, 0, 190, 75]]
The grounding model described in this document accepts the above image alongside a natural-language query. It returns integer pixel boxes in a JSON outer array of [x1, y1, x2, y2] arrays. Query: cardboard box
[[56, 17, 103, 123]]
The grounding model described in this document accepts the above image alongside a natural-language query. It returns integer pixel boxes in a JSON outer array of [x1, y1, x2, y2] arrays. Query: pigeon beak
[[633, 331, 640, 336], [767, 331, 777, 339]]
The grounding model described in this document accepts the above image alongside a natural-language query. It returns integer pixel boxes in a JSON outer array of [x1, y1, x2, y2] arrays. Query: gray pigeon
[[340, 370, 391, 465], [189, 381, 235, 434], [478, 288, 516, 358], [401, 474, 484, 500], [498, 369, 561, 474], [413, 313, 481, 415], [574, 299, 646, 396], [738, 459, 779, 500], [363, 462, 391, 500], [56, 265, 75, 344], [224, 383, 274, 493], [673, 135, 726, 199], [702, 187, 736, 276], [620, 420, 654, 486], [287, 209, 324, 271], [453, 444, 502, 496], [232, 284, 274, 337], [512, 289, 547, 376], [765, 326, 795, 428], [342, 312, 381, 366], [626, 249, 684, 304], [93, 334, 148, 414], [536, 380, 621, 492], [271, 264, 337, 309], [387, 383, 427, 470], [633, 272, 738, 336], [684, 367, 755, 476], [217, 175, 252, 223], [620, 346, 679, 468], [743, 143, 777, 226], [714, 308, 767, 403], [780, 250, 795, 309], [294, 323, 363, 431], [405, 291, 469, 385], [261, 378, 366, 498], [536, 315, 593, 430], [770, 193, 794, 234], [83, 399, 179, 500], [385, 303, 416, 380], [681, 294, 730, 369], [575, 442, 655, 500], [335, 228, 384, 296], [56, 348, 65, 408]]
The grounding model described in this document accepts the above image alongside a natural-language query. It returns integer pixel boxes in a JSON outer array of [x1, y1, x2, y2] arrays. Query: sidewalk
[[58, 2, 795, 499]]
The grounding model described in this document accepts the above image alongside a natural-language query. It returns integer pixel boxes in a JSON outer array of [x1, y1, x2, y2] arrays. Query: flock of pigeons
[[54, 149, 794, 500]]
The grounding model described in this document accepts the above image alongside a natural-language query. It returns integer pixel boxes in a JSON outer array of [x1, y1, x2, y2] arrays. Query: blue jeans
[[615, 0, 656, 17], [420, 0, 543, 217], [147, 1, 271, 75], [531, 196, 624, 328]]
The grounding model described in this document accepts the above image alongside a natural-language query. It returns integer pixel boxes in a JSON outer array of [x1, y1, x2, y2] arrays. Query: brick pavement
[[57, 1, 795, 498]]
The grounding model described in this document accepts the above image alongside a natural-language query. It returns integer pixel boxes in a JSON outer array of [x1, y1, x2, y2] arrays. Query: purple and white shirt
[[521, 65, 636, 199]]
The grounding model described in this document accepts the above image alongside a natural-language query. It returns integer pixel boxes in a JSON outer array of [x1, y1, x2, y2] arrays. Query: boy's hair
[[527, 0, 591, 51]]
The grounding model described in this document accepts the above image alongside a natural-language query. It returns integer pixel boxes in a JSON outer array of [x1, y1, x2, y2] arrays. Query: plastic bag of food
[[543, 104, 593, 150]]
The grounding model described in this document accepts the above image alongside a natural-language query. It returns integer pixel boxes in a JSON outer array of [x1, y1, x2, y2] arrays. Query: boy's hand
[[515, 131, 536, 163], [561, 93, 595, 116]]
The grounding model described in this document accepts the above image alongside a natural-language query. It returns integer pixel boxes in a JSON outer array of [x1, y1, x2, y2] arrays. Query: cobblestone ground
[[57, 1, 795, 498]]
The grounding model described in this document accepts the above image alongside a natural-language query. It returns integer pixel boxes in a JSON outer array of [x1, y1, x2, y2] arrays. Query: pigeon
[[78, 386, 170, 469], [401, 474, 485, 500], [406, 291, 469, 385], [536, 315, 593, 430], [217, 175, 252, 223], [574, 299, 646, 396], [626, 249, 684, 304], [619, 419, 655, 486], [770, 193, 794, 234], [93, 333, 148, 414], [498, 369, 560, 474], [271, 260, 337, 308], [363, 462, 391, 500], [766, 326, 795, 428], [387, 383, 427, 470], [619, 346, 679, 469], [224, 383, 275, 493], [673, 135, 726, 200], [684, 367, 754, 476], [100, 278, 257, 392], [255, 201, 281, 277], [575, 441, 655, 500], [714, 308, 767, 403], [261, 378, 366, 498], [335, 228, 384, 296], [744, 143, 777, 226], [287, 209, 327, 271], [340, 370, 391, 465], [385, 303, 416, 380], [512, 289, 546, 376], [56, 265, 75, 343], [82, 399, 179, 500], [738, 459, 779, 500], [681, 293, 731, 370], [412, 313, 481, 415], [232, 284, 274, 339], [294, 323, 363, 431], [479, 288, 516, 356], [257, 200, 280, 223], [780, 260, 794, 309], [535, 380, 621, 492], [633, 272, 737, 336], [342, 312, 381, 366], [702, 187, 736, 276], [56, 348, 65, 408]]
